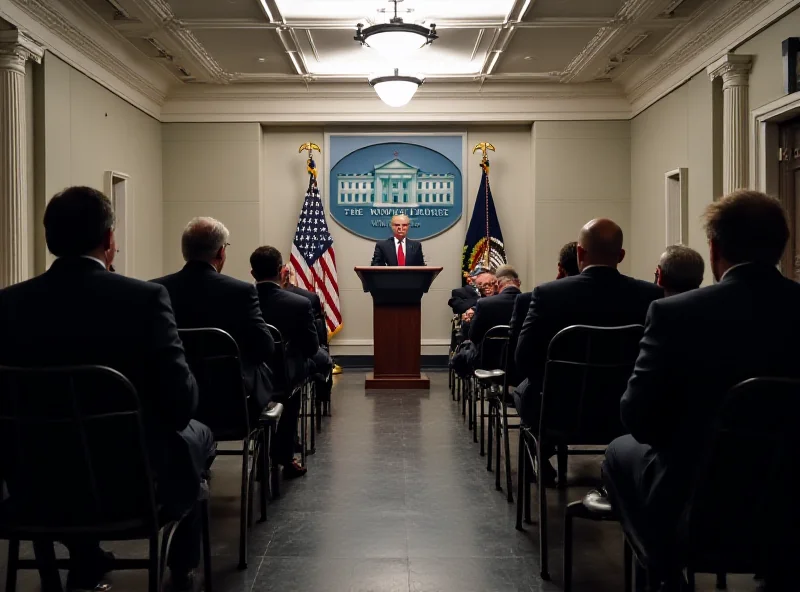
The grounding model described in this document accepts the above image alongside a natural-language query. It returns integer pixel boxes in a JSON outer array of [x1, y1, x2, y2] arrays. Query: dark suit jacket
[[448, 285, 480, 315], [469, 286, 521, 346], [370, 238, 425, 266], [0, 257, 197, 441], [286, 284, 328, 347], [515, 266, 663, 398], [152, 261, 274, 408], [255, 282, 319, 388], [508, 291, 532, 385], [619, 264, 800, 520]]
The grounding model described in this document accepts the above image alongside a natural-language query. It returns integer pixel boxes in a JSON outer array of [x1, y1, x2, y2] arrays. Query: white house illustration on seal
[[337, 158, 455, 207]]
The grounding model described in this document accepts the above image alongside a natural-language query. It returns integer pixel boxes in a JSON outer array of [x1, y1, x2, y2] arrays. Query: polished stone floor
[[0, 371, 764, 591]]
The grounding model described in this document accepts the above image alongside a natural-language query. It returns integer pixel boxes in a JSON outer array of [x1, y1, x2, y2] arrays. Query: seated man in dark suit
[[0, 187, 214, 591], [371, 214, 425, 266], [515, 219, 662, 482], [458, 268, 497, 339], [250, 246, 333, 477], [603, 192, 800, 580], [509, 241, 579, 393], [654, 244, 705, 297], [152, 217, 274, 415], [469, 264, 522, 347], [448, 274, 480, 315]]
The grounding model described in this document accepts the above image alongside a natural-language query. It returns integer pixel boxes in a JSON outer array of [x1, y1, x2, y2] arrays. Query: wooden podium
[[355, 266, 442, 390]]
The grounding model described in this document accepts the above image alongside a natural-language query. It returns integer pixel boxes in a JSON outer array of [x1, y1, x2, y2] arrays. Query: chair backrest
[[0, 365, 158, 535], [178, 328, 250, 441], [478, 324, 510, 372], [265, 323, 293, 392], [682, 377, 800, 575], [540, 324, 644, 444]]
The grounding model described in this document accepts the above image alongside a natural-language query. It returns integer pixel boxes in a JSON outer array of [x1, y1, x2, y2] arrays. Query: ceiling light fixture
[[355, 0, 437, 62], [369, 68, 423, 108]]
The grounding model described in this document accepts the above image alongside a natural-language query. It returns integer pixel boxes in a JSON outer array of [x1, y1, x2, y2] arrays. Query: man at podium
[[371, 214, 425, 266]]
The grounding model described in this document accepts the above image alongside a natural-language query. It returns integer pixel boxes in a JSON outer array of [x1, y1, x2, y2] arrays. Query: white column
[[0, 31, 43, 288], [707, 54, 752, 195]]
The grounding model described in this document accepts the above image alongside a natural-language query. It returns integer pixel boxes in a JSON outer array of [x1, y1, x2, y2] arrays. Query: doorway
[[778, 119, 800, 279]]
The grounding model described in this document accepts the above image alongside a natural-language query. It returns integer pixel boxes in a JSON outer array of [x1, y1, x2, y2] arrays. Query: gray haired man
[[655, 245, 705, 296]]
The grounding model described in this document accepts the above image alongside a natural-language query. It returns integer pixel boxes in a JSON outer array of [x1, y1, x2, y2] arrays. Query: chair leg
[[623, 538, 633, 592], [538, 440, 550, 580], [495, 406, 503, 491], [486, 397, 493, 468], [5, 538, 19, 592], [201, 499, 213, 592], [300, 389, 308, 467], [32, 540, 61, 592], [309, 385, 317, 455], [563, 512, 573, 592], [150, 533, 161, 592], [557, 444, 568, 489], [503, 406, 514, 503], [686, 570, 696, 592], [473, 384, 479, 443], [516, 431, 525, 531], [238, 440, 249, 570], [479, 387, 485, 454], [715, 572, 726, 590], [260, 426, 271, 522], [247, 434, 258, 529], [634, 559, 647, 592]]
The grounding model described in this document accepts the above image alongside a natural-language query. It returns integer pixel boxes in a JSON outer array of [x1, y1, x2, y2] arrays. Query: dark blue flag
[[461, 161, 507, 284]]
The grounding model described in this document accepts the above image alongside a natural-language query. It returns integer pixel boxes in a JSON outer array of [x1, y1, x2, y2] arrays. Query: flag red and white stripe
[[289, 185, 342, 337]]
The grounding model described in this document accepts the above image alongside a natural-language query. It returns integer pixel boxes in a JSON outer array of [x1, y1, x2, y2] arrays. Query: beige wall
[[162, 123, 262, 281], [736, 6, 800, 111], [258, 125, 532, 356], [533, 121, 632, 285], [38, 54, 163, 280], [630, 73, 716, 285]]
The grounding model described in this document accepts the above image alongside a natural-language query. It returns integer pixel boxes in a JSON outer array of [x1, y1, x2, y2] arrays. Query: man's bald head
[[577, 218, 625, 270]]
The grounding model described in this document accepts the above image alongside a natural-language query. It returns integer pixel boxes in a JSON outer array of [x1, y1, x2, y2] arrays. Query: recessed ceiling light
[[257, 57, 267, 62], [524, 56, 533, 61]]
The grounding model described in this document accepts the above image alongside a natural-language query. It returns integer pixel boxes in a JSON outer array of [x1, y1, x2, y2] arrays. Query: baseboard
[[334, 355, 449, 370]]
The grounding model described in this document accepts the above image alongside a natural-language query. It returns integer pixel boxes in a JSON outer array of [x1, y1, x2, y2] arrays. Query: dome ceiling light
[[369, 69, 424, 108], [354, 0, 438, 62]]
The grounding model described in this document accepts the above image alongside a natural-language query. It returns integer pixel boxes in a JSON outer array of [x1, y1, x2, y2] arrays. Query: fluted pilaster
[[0, 31, 42, 288], [707, 54, 752, 195]]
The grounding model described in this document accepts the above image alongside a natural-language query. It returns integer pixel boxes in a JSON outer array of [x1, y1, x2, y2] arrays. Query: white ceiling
[[79, 0, 730, 85]]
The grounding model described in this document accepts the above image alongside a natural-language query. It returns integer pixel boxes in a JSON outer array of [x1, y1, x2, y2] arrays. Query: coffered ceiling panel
[[526, 0, 627, 19], [274, 0, 517, 23], [296, 27, 492, 76], [166, 0, 266, 20], [496, 28, 601, 74], [191, 29, 294, 75]]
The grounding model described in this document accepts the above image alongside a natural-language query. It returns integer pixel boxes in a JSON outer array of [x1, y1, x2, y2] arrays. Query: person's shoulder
[[621, 274, 664, 298]]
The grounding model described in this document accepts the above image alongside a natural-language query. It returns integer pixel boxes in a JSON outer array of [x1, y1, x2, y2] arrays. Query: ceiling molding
[[561, 0, 664, 83], [2, 0, 169, 116], [625, 0, 799, 116]]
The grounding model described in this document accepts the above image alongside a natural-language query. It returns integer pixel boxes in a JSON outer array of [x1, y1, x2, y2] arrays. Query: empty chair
[[516, 324, 644, 580], [474, 324, 509, 462], [178, 328, 268, 571], [0, 365, 212, 592]]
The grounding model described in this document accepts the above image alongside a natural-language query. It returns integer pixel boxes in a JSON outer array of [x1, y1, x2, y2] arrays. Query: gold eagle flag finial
[[299, 142, 321, 183], [472, 142, 495, 175]]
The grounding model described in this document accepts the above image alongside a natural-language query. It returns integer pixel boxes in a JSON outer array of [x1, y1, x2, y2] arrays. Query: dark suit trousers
[[603, 434, 676, 572], [57, 421, 216, 577], [311, 348, 333, 402], [272, 393, 301, 466]]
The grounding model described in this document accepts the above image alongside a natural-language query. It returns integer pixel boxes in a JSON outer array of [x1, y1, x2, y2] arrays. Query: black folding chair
[[449, 314, 462, 401], [474, 325, 510, 460], [0, 365, 212, 592], [516, 324, 644, 580], [179, 328, 270, 571], [624, 377, 800, 591]]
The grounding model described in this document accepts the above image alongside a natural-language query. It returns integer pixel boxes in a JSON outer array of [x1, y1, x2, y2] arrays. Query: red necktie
[[397, 242, 406, 266]]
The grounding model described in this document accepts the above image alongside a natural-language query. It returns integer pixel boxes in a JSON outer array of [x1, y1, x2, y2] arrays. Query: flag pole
[[471, 142, 496, 269], [297, 142, 343, 375]]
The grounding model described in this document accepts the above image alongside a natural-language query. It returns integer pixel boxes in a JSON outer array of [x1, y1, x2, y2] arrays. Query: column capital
[[0, 30, 44, 74], [707, 53, 752, 89]]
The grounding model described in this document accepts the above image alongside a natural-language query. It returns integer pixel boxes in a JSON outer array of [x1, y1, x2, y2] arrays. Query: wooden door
[[778, 120, 800, 279]]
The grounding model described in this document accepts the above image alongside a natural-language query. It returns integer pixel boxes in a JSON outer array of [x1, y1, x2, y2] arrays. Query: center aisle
[[225, 371, 548, 592]]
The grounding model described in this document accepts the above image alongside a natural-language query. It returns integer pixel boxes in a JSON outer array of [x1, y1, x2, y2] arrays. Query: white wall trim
[[626, 0, 800, 117], [0, 0, 171, 119], [750, 91, 800, 195]]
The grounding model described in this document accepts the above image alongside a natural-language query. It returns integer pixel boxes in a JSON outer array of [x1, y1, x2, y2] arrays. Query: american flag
[[289, 184, 342, 337]]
